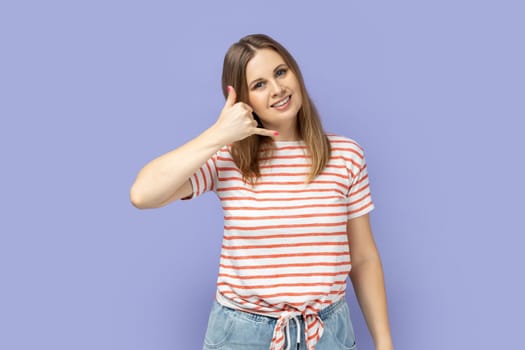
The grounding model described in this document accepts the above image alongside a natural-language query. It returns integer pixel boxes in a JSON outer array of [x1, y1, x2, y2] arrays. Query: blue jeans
[[203, 298, 357, 349]]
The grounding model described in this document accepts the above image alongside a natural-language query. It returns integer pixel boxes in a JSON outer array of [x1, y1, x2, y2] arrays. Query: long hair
[[221, 34, 331, 183]]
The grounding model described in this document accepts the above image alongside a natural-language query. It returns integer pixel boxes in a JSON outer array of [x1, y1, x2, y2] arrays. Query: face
[[245, 49, 303, 132]]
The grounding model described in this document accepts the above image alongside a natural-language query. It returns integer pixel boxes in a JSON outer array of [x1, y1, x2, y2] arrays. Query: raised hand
[[212, 86, 278, 145]]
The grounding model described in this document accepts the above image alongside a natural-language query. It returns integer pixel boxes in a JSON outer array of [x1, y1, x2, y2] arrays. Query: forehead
[[246, 49, 286, 81]]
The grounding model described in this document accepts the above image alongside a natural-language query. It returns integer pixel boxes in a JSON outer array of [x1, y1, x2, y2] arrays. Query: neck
[[269, 122, 300, 141]]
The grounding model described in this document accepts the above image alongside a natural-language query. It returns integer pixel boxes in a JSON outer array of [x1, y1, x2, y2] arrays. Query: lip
[[271, 95, 292, 110]]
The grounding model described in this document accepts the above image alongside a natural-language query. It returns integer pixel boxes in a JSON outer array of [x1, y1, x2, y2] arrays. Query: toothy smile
[[271, 95, 291, 108]]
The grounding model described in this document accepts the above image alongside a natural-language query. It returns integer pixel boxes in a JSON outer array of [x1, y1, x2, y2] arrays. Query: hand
[[375, 340, 394, 350], [376, 345, 394, 350], [212, 86, 278, 145]]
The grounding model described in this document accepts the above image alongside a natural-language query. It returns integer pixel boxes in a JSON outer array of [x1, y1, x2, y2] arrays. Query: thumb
[[224, 85, 237, 108]]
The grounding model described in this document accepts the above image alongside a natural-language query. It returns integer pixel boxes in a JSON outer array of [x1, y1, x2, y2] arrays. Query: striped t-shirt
[[187, 134, 374, 350]]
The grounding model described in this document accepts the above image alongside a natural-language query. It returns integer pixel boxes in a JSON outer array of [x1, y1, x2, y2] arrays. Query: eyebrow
[[249, 64, 288, 87]]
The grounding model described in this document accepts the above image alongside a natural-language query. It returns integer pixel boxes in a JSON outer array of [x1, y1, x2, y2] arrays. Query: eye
[[253, 81, 265, 90], [276, 68, 287, 77]]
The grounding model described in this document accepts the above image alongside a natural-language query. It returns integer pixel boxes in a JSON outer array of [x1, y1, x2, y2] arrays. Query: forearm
[[350, 256, 393, 350], [130, 125, 224, 208], [130, 86, 278, 209]]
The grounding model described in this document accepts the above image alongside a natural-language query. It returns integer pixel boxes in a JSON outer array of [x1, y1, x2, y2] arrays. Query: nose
[[270, 79, 285, 97]]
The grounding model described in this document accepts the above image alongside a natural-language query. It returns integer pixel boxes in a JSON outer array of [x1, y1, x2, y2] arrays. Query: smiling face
[[245, 49, 303, 137]]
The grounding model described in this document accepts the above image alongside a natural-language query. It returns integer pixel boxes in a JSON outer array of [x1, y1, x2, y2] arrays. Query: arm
[[129, 127, 223, 209], [347, 214, 394, 350], [129, 86, 277, 209]]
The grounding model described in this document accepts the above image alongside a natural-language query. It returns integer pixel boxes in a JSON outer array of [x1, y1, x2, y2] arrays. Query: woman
[[130, 34, 393, 350]]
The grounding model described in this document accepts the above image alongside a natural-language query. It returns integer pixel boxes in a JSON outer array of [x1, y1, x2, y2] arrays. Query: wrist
[[202, 124, 229, 149]]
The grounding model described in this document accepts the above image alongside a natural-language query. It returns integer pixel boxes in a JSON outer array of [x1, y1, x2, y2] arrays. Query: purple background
[[1, 1, 524, 349]]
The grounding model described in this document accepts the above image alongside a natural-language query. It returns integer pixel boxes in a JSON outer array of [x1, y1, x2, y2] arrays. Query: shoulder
[[215, 145, 233, 158], [210, 145, 235, 167], [220, 145, 232, 154], [326, 133, 365, 159]]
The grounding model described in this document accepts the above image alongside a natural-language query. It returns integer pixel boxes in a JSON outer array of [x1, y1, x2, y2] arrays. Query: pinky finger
[[252, 128, 279, 138]]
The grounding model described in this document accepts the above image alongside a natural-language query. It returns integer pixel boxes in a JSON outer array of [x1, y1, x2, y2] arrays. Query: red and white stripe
[[188, 134, 374, 349]]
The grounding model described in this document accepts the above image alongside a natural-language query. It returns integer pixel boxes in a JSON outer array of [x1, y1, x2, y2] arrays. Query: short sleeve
[[346, 144, 375, 220], [182, 152, 219, 200]]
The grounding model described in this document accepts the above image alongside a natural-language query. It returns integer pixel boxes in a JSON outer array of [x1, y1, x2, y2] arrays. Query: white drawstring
[[270, 309, 324, 350], [284, 315, 301, 350]]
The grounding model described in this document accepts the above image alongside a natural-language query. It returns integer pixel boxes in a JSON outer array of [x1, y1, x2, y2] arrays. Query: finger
[[252, 128, 279, 138], [224, 85, 237, 108], [236, 102, 253, 113]]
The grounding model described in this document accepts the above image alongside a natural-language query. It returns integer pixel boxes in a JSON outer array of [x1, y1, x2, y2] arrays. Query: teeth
[[273, 96, 290, 107]]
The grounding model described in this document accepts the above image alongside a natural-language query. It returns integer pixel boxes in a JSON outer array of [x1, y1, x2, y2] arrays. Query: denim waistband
[[215, 297, 346, 324]]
